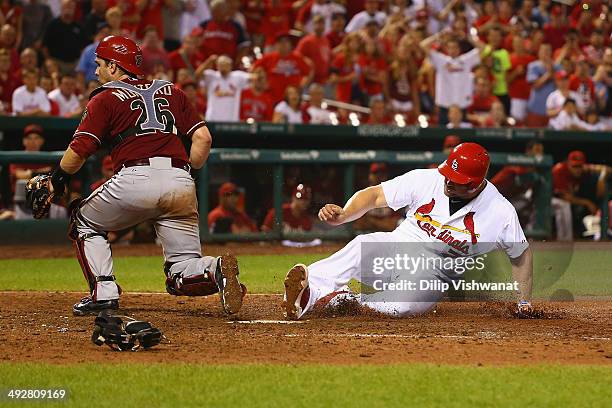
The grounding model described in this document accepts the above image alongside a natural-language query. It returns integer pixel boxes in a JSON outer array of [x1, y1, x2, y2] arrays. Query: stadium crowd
[[0, 0, 611, 241], [0, 0, 610, 128]]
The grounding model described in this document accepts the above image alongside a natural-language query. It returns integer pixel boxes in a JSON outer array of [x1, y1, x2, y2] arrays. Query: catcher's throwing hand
[[318, 204, 346, 226]]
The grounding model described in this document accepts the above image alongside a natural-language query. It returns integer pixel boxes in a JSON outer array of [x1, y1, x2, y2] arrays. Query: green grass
[[467, 249, 612, 297], [0, 250, 610, 297], [0, 254, 327, 294], [0, 363, 610, 408]]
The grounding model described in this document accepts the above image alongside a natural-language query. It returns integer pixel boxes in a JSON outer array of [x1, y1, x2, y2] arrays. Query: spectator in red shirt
[[9, 125, 68, 220], [582, 29, 605, 67], [168, 34, 206, 79], [326, 12, 346, 50], [9, 124, 52, 192], [259, 0, 292, 49], [569, 0, 604, 28], [0, 23, 19, 71], [569, 58, 596, 112], [388, 41, 419, 123], [543, 6, 568, 52], [473, 0, 496, 36], [242, 0, 264, 37], [261, 183, 314, 233], [475, 0, 512, 39], [491, 140, 543, 227], [553, 29, 585, 64], [295, 14, 331, 85], [134, 0, 166, 40], [105, 4, 134, 37], [294, 0, 345, 33], [552, 150, 610, 239], [0, 48, 20, 112], [329, 32, 362, 104], [208, 182, 258, 234], [240, 68, 274, 122], [480, 100, 514, 128], [366, 99, 391, 125], [252, 32, 312, 103], [571, 2, 596, 41], [508, 36, 536, 122], [467, 77, 499, 125], [358, 37, 388, 102], [200, 0, 250, 63], [1, 1, 23, 49], [140, 25, 170, 78]]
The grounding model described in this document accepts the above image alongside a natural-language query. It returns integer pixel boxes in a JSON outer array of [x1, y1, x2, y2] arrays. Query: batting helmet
[[438, 142, 490, 187], [95, 35, 144, 77]]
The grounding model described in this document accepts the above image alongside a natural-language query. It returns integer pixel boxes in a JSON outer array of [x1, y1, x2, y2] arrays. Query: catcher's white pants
[[302, 231, 445, 317], [74, 159, 217, 301]]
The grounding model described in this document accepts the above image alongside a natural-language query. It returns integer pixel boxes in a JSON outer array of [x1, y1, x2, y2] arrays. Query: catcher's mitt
[[25, 174, 55, 219]]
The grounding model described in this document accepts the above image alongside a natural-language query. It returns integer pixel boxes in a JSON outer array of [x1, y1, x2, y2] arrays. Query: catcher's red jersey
[[70, 78, 205, 172]]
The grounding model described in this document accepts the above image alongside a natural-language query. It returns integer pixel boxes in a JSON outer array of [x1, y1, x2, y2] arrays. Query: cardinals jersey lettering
[[381, 168, 528, 259]]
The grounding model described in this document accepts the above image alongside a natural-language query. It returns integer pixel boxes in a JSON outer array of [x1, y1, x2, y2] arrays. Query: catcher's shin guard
[[164, 261, 219, 297], [69, 204, 96, 295], [69, 203, 119, 301]]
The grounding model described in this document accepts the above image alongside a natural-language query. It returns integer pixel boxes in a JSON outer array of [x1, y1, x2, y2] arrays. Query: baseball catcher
[[27, 35, 246, 316]]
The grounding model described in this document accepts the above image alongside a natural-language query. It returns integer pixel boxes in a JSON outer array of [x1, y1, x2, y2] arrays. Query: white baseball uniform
[[301, 168, 528, 317]]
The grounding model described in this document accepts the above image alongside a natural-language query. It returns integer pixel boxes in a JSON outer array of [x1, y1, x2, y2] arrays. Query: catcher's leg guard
[[164, 260, 219, 296], [164, 256, 246, 314], [69, 202, 120, 301]]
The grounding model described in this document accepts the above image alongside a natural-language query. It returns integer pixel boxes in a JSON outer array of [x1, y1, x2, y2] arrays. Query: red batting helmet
[[438, 142, 490, 187], [95, 35, 144, 77]]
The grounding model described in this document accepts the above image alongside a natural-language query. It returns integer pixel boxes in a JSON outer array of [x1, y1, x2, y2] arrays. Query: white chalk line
[[283, 333, 474, 339], [282, 333, 610, 341], [229, 320, 305, 325]]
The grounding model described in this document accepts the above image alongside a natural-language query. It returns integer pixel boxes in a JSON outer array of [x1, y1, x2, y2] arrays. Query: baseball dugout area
[[1, 128, 610, 407]]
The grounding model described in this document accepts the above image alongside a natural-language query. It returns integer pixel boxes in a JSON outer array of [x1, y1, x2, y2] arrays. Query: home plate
[[228, 320, 306, 324]]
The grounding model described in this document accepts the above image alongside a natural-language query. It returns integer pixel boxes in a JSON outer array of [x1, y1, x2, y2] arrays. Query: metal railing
[[0, 149, 555, 244]]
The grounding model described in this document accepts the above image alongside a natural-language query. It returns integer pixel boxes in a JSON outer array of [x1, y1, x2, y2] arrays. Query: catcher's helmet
[[95, 35, 144, 77], [438, 142, 490, 188]]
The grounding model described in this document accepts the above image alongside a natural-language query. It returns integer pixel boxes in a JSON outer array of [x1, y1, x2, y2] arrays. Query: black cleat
[[73, 296, 119, 316], [214, 254, 245, 315]]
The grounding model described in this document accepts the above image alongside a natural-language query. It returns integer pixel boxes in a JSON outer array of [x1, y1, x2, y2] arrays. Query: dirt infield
[[1, 292, 610, 366]]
